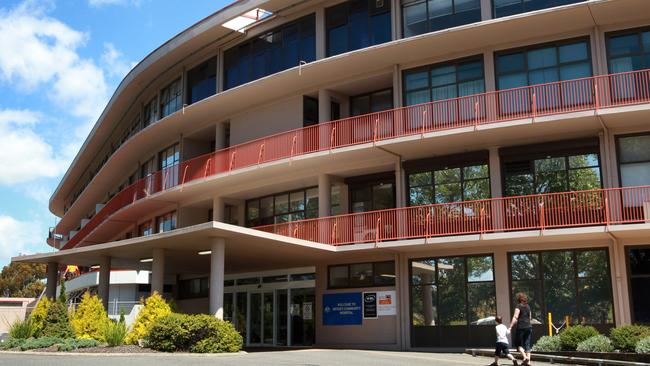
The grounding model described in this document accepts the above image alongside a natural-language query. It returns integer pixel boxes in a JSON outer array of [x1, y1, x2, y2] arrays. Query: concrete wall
[[230, 95, 303, 146], [178, 207, 210, 228]]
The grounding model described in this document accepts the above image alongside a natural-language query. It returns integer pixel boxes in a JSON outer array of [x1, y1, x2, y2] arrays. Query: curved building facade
[[14, 0, 650, 348]]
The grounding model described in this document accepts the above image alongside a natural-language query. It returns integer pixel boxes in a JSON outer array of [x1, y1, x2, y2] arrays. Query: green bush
[[576, 335, 614, 353], [57, 338, 100, 352], [559, 325, 600, 351], [104, 316, 128, 347], [19, 337, 64, 351], [1, 338, 26, 350], [8, 317, 35, 339], [126, 292, 171, 345], [30, 296, 51, 337], [635, 336, 650, 354], [532, 335, 562, 352], [610, 325, 650, 352], [71, 292, 109, 341], [146, 313, 242, 353], [42, 301, 75, 339]]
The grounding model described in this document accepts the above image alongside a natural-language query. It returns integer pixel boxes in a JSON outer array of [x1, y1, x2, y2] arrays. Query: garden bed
[[536, 351, 650, 364]]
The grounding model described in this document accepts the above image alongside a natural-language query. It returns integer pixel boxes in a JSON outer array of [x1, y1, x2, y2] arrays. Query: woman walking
[[509, 292, 533, 365]]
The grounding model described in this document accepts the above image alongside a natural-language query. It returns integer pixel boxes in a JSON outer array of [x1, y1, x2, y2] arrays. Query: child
[[492, 315, 518, 366]]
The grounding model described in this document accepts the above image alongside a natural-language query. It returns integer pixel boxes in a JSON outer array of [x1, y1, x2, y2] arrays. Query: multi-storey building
[[13, 0, 650, 349]]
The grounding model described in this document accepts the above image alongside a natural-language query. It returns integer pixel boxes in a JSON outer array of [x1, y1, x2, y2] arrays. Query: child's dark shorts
[[495, 342, 510, 357]]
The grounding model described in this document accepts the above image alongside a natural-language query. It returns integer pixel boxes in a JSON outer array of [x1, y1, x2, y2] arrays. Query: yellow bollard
[[548, 313, 553, 336]]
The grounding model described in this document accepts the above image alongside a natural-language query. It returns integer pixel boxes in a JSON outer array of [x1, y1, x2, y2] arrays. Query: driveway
[[0, 349, 572, 366]]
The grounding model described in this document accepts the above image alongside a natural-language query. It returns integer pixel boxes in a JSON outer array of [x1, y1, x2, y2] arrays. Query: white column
[[151, 248, 165, 295], [391, 0, 402, 40], [494, 247, 511, 323], [209, 238, 226, 319], [213, 196, 225, 222], [315, 8, 326, 60], [484, 51, 496, 92], [480, 0, 492, 21], [489, 147, 504, 231], [318, 89, 331, 123], [318, 174, 331, 217], [98, 256, 111, 310], [395, 158, 405, 208], [46, 262, 58, 300]]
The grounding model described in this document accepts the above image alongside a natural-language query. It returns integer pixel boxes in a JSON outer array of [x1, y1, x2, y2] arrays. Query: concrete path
[[0, 349, 575, 366]]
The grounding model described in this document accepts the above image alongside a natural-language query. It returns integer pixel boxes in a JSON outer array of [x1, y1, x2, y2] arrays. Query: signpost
[[363, 292, 377, 319], [322, 293, 362, 325]]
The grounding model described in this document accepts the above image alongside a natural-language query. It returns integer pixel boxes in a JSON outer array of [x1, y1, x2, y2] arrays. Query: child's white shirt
[[496, 324, 510, 344]]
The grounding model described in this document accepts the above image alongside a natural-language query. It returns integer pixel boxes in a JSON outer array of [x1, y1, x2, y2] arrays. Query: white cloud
[[0, 215, 47, 265], [0, 109, 69, 186], [101, 42, 135, 79], [88, 0, 142, 7], [0, 2, 109, 120]]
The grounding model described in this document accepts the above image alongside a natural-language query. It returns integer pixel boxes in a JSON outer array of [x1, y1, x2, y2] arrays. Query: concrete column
[[215, 122, 226, 150], [315, 8, 326, 60], [480, 0, 492, 21], [610, 238, 631, 325], [237, 202, 246, 227], [393, 64, 402, 109], [216, 49, 225, 93], [213, 196, 225, 222], [98, 256, 111, 310], [318, 174, 332, 217], [395, 158, 405, 208], [494, 247, 511, 322], [318, 89, 331, 123], [209, 238, 226, 319], [489, 147, 504, 230], [46, 263, 58, 300], [483, 51, 496, 92], [391, 0, 402, 40], [151, 248, 165, 295]]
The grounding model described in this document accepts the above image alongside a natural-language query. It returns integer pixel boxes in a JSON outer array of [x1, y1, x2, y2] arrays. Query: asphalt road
[[0, 349, 572, 366]]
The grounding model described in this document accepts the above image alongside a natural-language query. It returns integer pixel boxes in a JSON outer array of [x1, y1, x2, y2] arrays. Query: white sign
[[377, 291, 396, 316], [302, 302, 313, 320]]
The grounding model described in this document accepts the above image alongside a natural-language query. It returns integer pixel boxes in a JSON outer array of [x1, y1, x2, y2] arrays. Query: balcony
[[58, 69, 650, 250], [255, 186, 650, 246]]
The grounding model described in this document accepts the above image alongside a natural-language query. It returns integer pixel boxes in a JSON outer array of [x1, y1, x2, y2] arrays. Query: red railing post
[[421, 109, 426, 137], [474, 100, 480, 127], [258, 143, 265, 164], [329, 126, 337, 149], [594, 82, 600, 110], [290, 134, 297, 159], [604, 195, 610, 226], [532, 92, 537, 121], [181, 165, 189, 187], [373, 117, 379, 143], [539, 199, 545, 232], [204, 158, 212, 178], [375, 217, 381, 243], [425, 211, 431, 238], [229, 151, 236, 172], [331, 223, 337, 245]]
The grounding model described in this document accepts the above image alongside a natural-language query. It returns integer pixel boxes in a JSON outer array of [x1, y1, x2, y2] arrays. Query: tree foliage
[[0, 262, 46, 298], [71, 292, 109, 341], [42, 300, 75, 339], [125, 292, 171, 345], [30, 296, 51, 337]]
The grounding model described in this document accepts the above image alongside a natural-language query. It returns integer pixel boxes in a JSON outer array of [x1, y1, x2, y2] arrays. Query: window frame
[[507, 247, 614, 325], [186, 57, 217, 105], [327, 260, 396, 289], [615, 132, 650, 188], [346, 172, 396, 213], [245, 187, 319, 227], [349, 88, 394, 116], [325, 0, 392, 57], [625, 245, 650, 324], [401, 0, 482, 37], [156, 211, 177, 233], [605, 26, 650, 73], [491, 0, 587, 19], [159, 78, 183, 118]]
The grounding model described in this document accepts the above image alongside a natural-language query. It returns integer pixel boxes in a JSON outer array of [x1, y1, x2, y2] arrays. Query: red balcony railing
[[59, 69, 650, 250], [254, 186, 650, 246]]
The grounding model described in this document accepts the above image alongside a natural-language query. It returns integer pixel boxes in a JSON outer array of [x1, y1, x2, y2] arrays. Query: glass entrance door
[[290, 288, 315, 346], [249, 291, 275, 346]]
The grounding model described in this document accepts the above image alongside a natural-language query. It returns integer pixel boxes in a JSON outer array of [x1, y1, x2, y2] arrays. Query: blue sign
[[322, 292, 362, 326]]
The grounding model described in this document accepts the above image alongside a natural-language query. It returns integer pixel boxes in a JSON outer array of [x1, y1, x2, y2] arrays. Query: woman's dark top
[[516, 303, 532, 329]]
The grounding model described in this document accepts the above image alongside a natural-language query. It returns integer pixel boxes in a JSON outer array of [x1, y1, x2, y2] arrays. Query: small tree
[[71, 292, 109, 341], [125, 292, 171, 345], [30, 296, 51, 337], [42, 300, 75, 339], [58, 280, 67, 305]]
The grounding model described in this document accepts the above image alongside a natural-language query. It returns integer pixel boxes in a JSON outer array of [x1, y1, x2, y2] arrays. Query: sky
[[0, 0, 233, 267]]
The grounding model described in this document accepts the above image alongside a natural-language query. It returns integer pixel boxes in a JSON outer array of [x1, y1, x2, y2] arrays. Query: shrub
[[532, 335, 562, 352], [57, 338, 100, 352], [635, 336, 650, 354], [125, 292, 171, 345], [8, 317, 35, 339], [576, 335, 614, 353], [146, 313, 242, 353], [1, 338, 26, 350], [30, 296, 51, 337], [610, 325, 650, 352], [104, 316, 128, 347], [42, 300, 75, 339], [19, 336, 64, 351], [559, 325, 600, 351], [71, 292, 109, 341]]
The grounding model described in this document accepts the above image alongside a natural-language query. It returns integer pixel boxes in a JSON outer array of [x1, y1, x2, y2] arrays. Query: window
[[328, 261, 395, 288], [350, 89, 393, 116], [406, 153, 490, 205], [326, 0, 391, 57], [410, 255, 495, 326], [303, 96, 319, 127], [224, 14, 315, 90], [156, 211, 177, 233], [143, 96, 158, 127], [509, 249, 613, 324], [501, 139, 602, 196], [159, 144, 180, 188], [617, 134, 650, 187], [628, 247, 650, 323], [187, 57, 217, 105], [403, 57, 484, 106], [348, 174, 395, 213], [607, 28, 650, 73], [138, 221, 153, 237], [402, 0, 481, 37], [493, 0, 586, 19], [246, 187, 319, 226], [160, 78, 182, 118], [178, 277, 209, 299]]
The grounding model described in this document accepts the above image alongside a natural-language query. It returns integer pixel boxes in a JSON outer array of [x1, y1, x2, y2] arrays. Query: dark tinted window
[[224, 14, 315, 89], [186, 57, 217, 105], [629, 248, 650, 323], [606, 28, 650, 73], [493, 0, 586, 19], [303, 96, 319, 127], [246, 187, 319, 227], [402, 0, 481, 37], [328, 261, 395, 288], [350, 89, 393, 116], [326, 0, 392, 57]]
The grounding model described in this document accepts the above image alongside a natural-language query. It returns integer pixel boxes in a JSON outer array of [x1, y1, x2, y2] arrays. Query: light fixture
[[198, 250, 212, 256], [380, 274, 396, 278], [140, 258, 153, 263], [90, 265, 100, 270]]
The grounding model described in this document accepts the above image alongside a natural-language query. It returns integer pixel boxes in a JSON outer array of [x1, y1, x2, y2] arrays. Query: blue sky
[[0, 0, 232, 267]]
